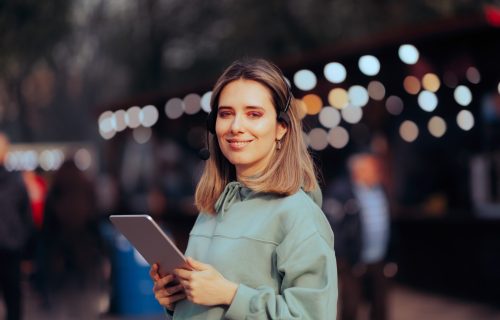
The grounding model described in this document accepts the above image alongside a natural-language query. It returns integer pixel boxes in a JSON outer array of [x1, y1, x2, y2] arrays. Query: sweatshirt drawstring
[[215, 181, 242, 216]]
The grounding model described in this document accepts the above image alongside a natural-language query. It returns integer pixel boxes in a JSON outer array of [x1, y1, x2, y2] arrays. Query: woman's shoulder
[[272, 190, 333, 244]]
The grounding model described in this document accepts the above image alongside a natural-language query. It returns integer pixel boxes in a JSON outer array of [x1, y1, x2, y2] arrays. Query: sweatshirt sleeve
[[225, 228, 338, 319]]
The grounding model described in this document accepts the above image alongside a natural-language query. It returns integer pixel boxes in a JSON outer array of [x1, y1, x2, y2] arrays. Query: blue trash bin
[[102, 222, 165, 316]]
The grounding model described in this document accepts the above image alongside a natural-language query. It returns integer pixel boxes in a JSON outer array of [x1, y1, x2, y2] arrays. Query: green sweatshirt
[[173, 181, 338, 319]]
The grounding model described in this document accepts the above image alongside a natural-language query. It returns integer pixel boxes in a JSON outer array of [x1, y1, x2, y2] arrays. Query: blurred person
[[37, 160, 109, 319], [325, 152, 391, 320], [0, 133, 33, 320], [22, 170, 47, 230], [149, 58, 338, 319]]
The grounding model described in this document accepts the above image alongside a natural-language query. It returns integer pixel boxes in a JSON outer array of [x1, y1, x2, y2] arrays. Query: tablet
[[109, 214, 186, 276]]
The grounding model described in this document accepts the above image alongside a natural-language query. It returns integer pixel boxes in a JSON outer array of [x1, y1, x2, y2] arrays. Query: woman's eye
[[248, 112, 262, 118], [218, 111, 232, 118]]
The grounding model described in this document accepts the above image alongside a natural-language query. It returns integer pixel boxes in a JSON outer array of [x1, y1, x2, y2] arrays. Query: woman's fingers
[[158, 292, 186, 309], [149, 264, 160, 281], [153, 273, 176, 291]]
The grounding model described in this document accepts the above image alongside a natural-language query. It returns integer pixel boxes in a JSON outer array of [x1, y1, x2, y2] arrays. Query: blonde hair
[[195, 58, 318, 214]]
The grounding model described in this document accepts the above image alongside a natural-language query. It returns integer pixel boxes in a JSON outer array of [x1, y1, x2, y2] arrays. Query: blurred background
[[1, 0, 500, 319]]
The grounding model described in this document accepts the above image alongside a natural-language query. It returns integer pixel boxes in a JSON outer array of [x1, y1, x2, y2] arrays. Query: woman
[[150, 58, 337, 319]]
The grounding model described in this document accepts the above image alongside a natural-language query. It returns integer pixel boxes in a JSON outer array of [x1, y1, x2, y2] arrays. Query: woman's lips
[[226, 139, 253, 150]]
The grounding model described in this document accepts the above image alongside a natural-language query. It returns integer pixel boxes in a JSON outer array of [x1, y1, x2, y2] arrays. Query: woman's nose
[[230, 114, 243, 133]]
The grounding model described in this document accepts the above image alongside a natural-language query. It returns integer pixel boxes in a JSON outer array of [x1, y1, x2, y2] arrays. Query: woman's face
[[215, 79, 287, 179]]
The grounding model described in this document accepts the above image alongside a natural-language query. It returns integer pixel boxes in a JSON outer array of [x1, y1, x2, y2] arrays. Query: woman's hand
[[174, 257, 238, 307], [150, 263, 186, 311]]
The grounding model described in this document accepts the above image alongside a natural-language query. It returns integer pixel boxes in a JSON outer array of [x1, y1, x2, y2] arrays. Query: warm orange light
[[422, 73, 441, 92], [302, 94, 323, 115], [403, 76, 421, 95]]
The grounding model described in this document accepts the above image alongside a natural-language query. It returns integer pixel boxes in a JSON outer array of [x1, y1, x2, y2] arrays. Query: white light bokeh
[[428, 116, 447, 138], [165, 98, 184, 119], [98, 111, 114, 133], [348, 85, 369, 107], [125, 106, 141, 128], [358, 55, 380, 76], [74, 148, 92, 171], [140, 105, 159, 127], [466, 67, 481, 84], [293, 69, 317, 91], [386, 95, 404, 115], [308, 128, 328, 151], [114, 109, 127, 132], [327, 126, 349, 149], [318, 106, 341, 128], [100, 128, 116, 140], [201, 91, 212, 113], [398, 44, 419, 65], [367, 81, 385, 100], [183, 93, 201, 115], [324, 62, 347, 84], [457, 110, 475, 131], [341, 105, 363, 124], [133, 127, 152, 144], [39, 149, 64, 171], [399, 120, 419, 142], [454, 85, 472, 106], [498, 82, 500, 94], [417, 91, 438, 112]]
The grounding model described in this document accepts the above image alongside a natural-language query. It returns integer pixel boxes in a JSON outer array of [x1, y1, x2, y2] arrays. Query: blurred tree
[[0, 0, 72, 140]]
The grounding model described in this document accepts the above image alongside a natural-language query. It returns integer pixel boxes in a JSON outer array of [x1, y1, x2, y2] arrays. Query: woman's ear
[[276, 121, 288, 141]]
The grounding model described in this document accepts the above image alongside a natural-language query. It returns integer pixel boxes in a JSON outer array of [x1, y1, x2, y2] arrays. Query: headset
[[199, 75, 293, 160]]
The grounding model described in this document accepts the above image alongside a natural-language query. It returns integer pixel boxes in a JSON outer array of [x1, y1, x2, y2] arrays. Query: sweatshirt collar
[[215, 181, 253, 216]]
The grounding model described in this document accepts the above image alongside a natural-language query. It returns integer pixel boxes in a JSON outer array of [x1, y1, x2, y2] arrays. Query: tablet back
[[109, 214, 186, 276]]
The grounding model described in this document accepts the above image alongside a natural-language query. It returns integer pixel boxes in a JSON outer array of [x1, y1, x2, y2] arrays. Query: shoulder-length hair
[[195, 58, 319, 214]]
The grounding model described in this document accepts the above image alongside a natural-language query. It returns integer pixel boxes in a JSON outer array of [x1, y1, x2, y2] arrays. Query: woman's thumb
[[187, 257, 208, 271]]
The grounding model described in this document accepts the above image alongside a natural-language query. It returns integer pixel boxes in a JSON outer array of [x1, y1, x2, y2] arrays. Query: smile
[[227, 139, 253, 149]]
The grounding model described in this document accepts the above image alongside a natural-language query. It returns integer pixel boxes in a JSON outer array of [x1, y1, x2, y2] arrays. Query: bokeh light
[[403, 76, 421, 95], [140, 105, 159, 127], [183, 93, 201, 115], [125, 106, 141, 128], [466, 67, 481, 84], [294, 69, 317, 91], [114, 109, 127, 132], [454, 85, 472, 106], [319, 106, 341, 128], [328, 88, 349, 109], [457, 110, 475, 131], [341, 105, 363, 124], [386, 95, 404, 115], [348, 85, 369, 107], [428, 116, 447, 138], [200, 91, 212, 113], [133, 127, 152, 144], [367, 81, 385, 100], [327, 126, 349, 149], [417, 91, 438, 112], [302, 94, 323, 115], [308, 128, 328, 150], [422, 73, 441, 92], [400, 120, 419, 142], [358, 55, 380, 76], [74, 148, 92, 171], [98, 111, 114, 134], [165, 98, 184, 119], [324, 62, 347, 84], [398, 44, 419, 65]]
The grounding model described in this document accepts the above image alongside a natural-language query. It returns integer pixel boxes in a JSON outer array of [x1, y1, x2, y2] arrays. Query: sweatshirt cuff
[[225, 284, 258, 319]]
